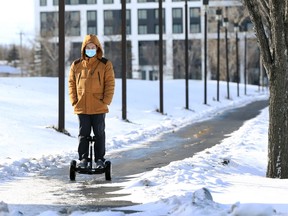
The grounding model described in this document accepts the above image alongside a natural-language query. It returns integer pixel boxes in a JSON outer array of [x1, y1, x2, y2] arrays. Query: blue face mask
[[85, 49, 96, 58]]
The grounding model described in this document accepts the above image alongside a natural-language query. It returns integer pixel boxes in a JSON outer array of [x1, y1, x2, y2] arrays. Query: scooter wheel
[[105, 161, 112, 181], [70, 160, 77, 181]]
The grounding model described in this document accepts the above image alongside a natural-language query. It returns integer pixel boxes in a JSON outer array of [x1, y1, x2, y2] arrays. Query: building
[[35, 0, 260, 83]]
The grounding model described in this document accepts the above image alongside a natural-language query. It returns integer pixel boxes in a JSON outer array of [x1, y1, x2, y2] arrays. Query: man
[[68, 34, 115, 169]]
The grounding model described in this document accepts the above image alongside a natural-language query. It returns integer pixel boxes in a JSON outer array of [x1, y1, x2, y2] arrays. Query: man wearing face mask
[[68, 34, 115, 169]]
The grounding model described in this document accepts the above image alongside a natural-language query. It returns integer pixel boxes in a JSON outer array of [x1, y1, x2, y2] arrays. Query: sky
[[1, 77, 287, 216], [0, 0, 35, 45]]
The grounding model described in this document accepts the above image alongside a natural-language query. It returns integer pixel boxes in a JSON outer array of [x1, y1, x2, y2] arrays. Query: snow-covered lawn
[[1, 78, 286, 216]]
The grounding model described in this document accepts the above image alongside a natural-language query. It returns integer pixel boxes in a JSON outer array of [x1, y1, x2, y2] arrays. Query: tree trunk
[[243, 0, 288, 179], [267, 65, 288, 178]]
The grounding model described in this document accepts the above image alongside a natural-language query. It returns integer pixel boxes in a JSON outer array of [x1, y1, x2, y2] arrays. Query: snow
[[0, 65, 21, 75], [0, 77, 287, 216]]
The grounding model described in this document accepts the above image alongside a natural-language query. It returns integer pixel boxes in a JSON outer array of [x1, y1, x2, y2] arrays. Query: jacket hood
[[81, 34, 103, 59]]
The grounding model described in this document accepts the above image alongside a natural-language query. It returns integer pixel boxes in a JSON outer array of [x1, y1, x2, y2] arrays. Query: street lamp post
[[216, 8, 222, 102], [223, 17, 230, 99], [58, 0, 65, 132], [244, 29, 247, 95], [203, 0, 209, 105], [121, 0, 127, 120], [185, 0, 189, 109], [234, 22, 239, 97], [159, 0, 164, 114]]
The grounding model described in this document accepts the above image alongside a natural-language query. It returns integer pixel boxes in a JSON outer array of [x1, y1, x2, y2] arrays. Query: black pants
[[77, 114, 106, 162]]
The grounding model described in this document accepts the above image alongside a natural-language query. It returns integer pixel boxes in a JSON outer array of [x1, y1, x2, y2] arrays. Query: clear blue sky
[[0, 0, 34, 45]]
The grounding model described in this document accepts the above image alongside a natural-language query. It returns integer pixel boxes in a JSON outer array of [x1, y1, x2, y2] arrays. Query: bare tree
[[35, 37, 59, 77], [242, 0, 288, 178], [173, 40, 201, 80], [207, 6, 261, 83]]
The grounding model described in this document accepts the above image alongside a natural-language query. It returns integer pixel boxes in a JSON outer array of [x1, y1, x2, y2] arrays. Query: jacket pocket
[[98, 72, 101, 86], [74, 89, 85, 112], [93, 93, 104, 101], [77, 72, 81, 85]]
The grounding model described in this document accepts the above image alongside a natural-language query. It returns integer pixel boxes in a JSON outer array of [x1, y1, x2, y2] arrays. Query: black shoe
[[96, 159, 104, 169], [78, 159, 87, 169]]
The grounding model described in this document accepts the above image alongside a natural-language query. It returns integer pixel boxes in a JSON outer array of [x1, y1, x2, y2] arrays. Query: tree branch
[[259, 0, 271, 28], [242, 1, 273, 71]]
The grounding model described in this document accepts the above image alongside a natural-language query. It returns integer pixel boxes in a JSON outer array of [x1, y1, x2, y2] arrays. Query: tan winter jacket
[[68, 34, 115, 114]]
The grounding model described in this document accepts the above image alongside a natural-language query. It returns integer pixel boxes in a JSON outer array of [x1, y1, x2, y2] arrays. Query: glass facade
[[104, 10, 131, 35], [138, 9, 165, 34], [37, 0, 252, 80]]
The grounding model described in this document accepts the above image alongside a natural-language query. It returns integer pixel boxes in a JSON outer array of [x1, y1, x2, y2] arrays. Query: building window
[[139, 41, 166, 66], [104, 10, 131, 35], [173, 24, 182, 33], [190, 24, 200, 33], [190, 7, 200, 33], [138, 25, 147, 34], [40, 0, 47, 6], [104, 41, 132, 78], [69, 42, 82, 61], [138, 10, 147, 19], [40, 11, 81, 36], [172, 8, 182, 33], [104, 11, 113, 20], [66, 11, 81, 36], [104, 0, 113, 4], [104, 10, 117, 35], [87, 0, 97, 3], [173, 8, 182, 18], [87, 11, 97, 35], [53, 0, 96, 5], [156, 9, 165, 33], [138, 0, 165, 2], [138, 9, 165, 34], [40, 12, 58, 37], [155, 9, 165, 19], [104, 26, 113, 35], [190, 7, 200, 18]]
